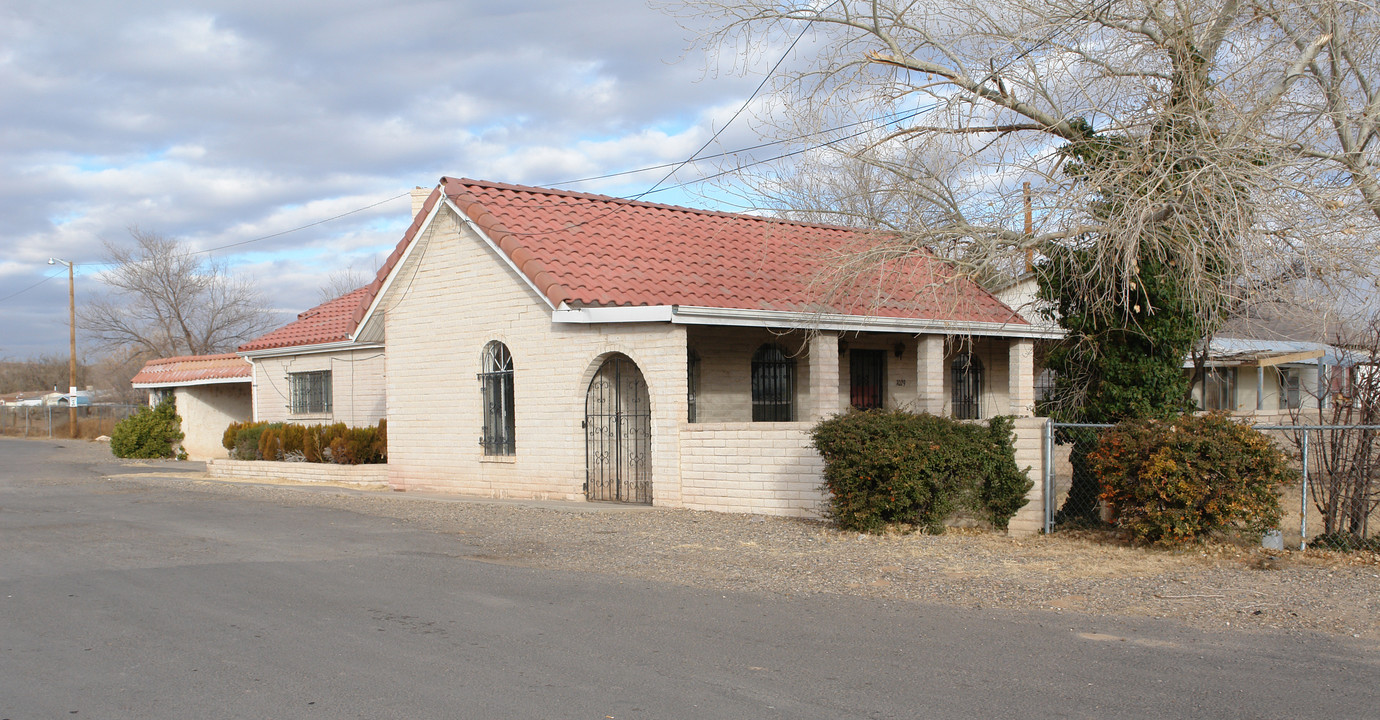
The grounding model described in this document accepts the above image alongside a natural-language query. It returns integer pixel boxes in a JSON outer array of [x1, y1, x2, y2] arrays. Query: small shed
[[131, 354, 253, 459]]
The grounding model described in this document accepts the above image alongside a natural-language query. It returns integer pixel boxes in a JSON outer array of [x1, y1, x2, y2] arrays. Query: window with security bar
[[289, 371, 332, 414], [951, 352, 983, 420], [849, 349, 885, 410], [751, 343, 795, 421], [479, 341, 515, 455]]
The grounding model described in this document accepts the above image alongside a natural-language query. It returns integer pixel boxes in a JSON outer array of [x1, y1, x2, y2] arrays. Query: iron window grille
[[479, 341, 515, 455], [751, 344, 795, 421], [951, 352, 983, 420], [849, 349, 886, 410], [289, 371, 332, 414]]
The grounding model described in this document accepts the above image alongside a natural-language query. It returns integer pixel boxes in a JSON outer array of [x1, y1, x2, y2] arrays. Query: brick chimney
[[410, 186, 432, 219]]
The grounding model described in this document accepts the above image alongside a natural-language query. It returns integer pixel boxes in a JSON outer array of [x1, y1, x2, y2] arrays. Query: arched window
[[951, 352, 983, 420], [751, 344, 795, 421], [479, 342, 515, 455]]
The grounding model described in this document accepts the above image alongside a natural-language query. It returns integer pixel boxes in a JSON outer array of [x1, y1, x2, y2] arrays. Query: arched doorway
[[585, 354, 652, 504]]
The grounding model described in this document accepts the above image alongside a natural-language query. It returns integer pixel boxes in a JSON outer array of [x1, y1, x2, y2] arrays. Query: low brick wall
[[207, 459, 388, 486], [679, 422, 827, 518], [1006, 416, 1048, 538]]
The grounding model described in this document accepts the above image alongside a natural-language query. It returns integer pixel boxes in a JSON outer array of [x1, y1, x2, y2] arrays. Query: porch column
[[807, 331, 840, 420], [1008, 338, 1035, 417], [917, 334, 945, 415]]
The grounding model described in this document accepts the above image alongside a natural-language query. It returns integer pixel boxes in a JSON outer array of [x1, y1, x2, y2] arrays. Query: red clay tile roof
[[131, 353, 251, 387], [353, 178, 1024, 327], [239, 286, 373, 353]]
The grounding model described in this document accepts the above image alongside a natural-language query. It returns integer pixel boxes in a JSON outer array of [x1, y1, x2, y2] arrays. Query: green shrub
[[303, 428, 323, 463], [111, 398, 185, 459], [1088, 413, 1295, 546], [258, 426, 284, 461], [221, 419, 386, 464], [280, 424, 306, 457], [223, 420, 255, 451], [233, 422, 275, 460], [810, 410, 1032, 533]]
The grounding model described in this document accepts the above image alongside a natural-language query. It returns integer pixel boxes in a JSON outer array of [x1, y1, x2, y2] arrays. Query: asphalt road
[[1, 438, 1377, 719]]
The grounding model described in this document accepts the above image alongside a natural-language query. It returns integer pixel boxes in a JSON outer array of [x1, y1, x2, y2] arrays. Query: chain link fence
[[0, 404, 142, 440], [1045, 421, 1380, 550]]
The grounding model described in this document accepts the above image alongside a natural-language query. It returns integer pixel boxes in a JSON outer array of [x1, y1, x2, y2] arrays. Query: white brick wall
[[380, 206, 688, 504], [1007, 416, 1047, 537], [251, 347, 386, 427], [680, 422, 827, 517], [208, 458, 387, 485]]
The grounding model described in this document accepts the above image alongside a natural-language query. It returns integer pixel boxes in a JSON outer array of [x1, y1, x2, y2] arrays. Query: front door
[[585, 355, 651, 503]]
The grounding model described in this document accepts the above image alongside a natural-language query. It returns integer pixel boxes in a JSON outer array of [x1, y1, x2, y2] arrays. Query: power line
[[0, 271, 61, 304], [193, 192, 410, 256]]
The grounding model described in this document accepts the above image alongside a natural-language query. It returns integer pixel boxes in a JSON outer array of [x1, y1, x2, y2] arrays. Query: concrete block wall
[[1007, 416, 1048, 537], [207, 458, 388, 486], [380, 205, 688, 504], [251, 347, 386, 427], [679, 422, 827, 517]]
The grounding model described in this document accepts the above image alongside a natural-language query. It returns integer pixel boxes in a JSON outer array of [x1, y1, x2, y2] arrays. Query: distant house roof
[[351, 177, 1030, 333], [1192, 337, 1352, 368], [131, 353, 252, 388], [238, 286, 374, 354]]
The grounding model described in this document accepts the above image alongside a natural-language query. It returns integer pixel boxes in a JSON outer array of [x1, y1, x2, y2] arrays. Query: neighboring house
[[237, 287, 386, 427], [0, 391, 48, 407], [1187, 337, 1351, 422], [130, 354, 253, 459], [325, 176, 1055, 517]]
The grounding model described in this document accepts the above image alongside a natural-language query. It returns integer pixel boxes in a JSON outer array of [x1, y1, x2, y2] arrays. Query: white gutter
[[132, 376, 252, 389], [551, 304, 1061, 339], [238, 340, 384, 361]]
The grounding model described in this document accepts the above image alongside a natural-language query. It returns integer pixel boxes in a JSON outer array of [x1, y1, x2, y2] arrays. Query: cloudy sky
[[1, 0, 788, 359]]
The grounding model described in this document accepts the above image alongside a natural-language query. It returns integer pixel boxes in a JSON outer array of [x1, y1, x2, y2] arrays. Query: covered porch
[[677, 325, 1047, 525]]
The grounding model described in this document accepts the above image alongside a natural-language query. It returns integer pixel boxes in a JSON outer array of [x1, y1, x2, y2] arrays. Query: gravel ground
[[53, 440, 1380, 643]]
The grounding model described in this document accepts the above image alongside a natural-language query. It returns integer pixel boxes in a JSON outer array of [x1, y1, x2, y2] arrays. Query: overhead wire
[[8, 0, 1104, 301]]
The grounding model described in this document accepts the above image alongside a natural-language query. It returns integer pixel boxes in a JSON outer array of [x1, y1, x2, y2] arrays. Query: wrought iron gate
[[585, 355, 652, 503]]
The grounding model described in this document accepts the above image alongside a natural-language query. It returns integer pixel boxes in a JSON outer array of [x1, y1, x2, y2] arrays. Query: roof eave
[[238, 339, 384, 360], [551, 305, 1062, 339], [132, 376, 252, 389]]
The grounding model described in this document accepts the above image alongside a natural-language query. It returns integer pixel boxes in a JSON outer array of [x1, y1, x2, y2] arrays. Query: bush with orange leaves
[[1089, 413, 1295, 546]]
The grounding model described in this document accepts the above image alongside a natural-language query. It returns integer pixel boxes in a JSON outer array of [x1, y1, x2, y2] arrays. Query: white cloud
[[0, 0, 770, 357]]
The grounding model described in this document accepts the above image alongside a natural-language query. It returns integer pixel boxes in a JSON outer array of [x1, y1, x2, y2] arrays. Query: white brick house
[[238, 287, 387, 428], [331, 177, 1057, 523]]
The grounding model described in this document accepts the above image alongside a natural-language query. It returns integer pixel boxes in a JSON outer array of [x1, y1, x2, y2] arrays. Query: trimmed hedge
[[811, 410, 1032, 533], [222, 419, 386, 464], [1088, 413, 1294, 546], [111, 397, 185, 459]]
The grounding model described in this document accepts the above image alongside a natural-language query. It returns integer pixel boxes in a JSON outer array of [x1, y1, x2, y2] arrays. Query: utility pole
[[49, 258, 77, 438]]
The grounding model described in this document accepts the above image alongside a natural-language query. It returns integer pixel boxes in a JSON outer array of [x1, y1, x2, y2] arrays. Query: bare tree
[[1287, 317, 1380, 544], [316, 265, 371, 304], [672, 0, 1380, 322], [0, 354, 88, 395], [82, 229, 279, 359]]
